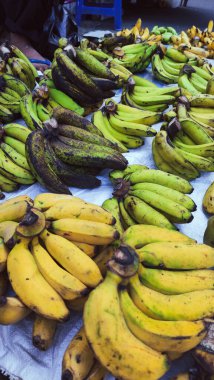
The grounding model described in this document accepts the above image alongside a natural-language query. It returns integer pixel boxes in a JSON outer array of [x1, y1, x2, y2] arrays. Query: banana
[[0, 73, 30, 97], [0, 104, 14, 123], [120, 288, 206, 352], [102, 197, 124, 243], [132, 75, 157, 87], [94, 245, 115, 277], [207, 76, 214, 95], [108, 113, 157, 137], [129, 274, 214, 321], [131, 92, 175, 106], [189, 94, 214, 108], [152, 138, 182, 175], [34, 193, 75, 210], [0, 142, 30, 170], [109, 164, 148, 182], [87, 361, 107, 380], [8, 57, 35, 90], [133, 85, 179, 96], [122, 224, 195, 249], [152, 54, 178, 84], [10, 44, 38, 79], [62, 326, 95, 380], [36, 102, 52, 122], [163, 56, 185, 69], [161, 59, 181, 75], [129, 189, 193, 223], [25, 130, 71, 194], [0, 270, 8, 296], [137, 241, 214, 269], [174, 147, 214, 172], [174, 140, 214, 158], [203, 182, 214, 214], [130, 183, 196, 211], [40, 229, 102, 287], [154, 131, 200, 180], [128, 168, 193, 193], [204, 216, 214, 247], [50, 218, 120, 246], [178, 74, 200, 95], [7, 237, 69, 321], [3, 123, 30, 143], [0, 200, 32, 223], [0, 238, 8, 273], [32, 315, 57, 351], [48, 88, 83, 114], [0, 195, 33, 210], [166, 47, 188, 63], [84, 268, 169, 379], [31, 237, 88, 300], [0, 221, 18, 248], [3, 136, 26, 156], [56, 52, 103, 99], [124, 195, 176, 230], [139, 264, 214, 294], [114, 109, 162, 126], [119, 199, 136, 229], [0, 173, 19, 192], [0, 148, 34, 184], [0, 296, 31, 325], [75, 47, 116, 80], [44, 199, 115, 225], [20, 94, 43, 130], [71, 241, 99, 258]]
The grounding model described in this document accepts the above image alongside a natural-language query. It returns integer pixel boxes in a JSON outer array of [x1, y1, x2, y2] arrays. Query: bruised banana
[[32, 315, 57, 351], [0, 296, 31, 325], [137, 241, 214, 269], [62, 326, 95, 380], [129, 274, 214, 321], [31, 237, 88, 301], [7, 237, 69, 321], [120, 288, 206, 353], [40, 229, 103, 287]]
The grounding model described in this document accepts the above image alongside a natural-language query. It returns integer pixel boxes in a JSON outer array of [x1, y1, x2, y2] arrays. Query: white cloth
[[0, 64, 213, 380]]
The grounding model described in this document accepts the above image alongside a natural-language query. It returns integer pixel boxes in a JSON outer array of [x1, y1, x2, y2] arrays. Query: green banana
[[20, 94, 43, 130], [178, 74, 199, 95], [3, 124, 30, 143], [0, 74, 30, 97], [8, 57, 35, 90], [108, 114, 156, 137], [0, 173, 19, 192], [3, 136, 26, 156], [119, 199, 136, 229], [36, 102, 52, 122], [152, 138, 182, 176], [0, 142, 30, 170], [189, 94, 214, 108], [165, 47, 188, 63], [0, 148, 35, 184], [10, 44, 38, 79], [48, 88, 84, 115]]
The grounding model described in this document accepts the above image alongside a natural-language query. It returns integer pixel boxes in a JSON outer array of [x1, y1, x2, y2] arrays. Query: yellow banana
[[0, 238, 8, 272], [50, 218, 120, 245], [0, 221, 18, 248], [94, 245, 115, 277], [0, 271, 8, 296], [7, 237, 69, 321], [122, 224, 196, 249], [87, 361, 107, 380], [66, 294, 88, 312], [31, 237, 88, 300], [44, 200, 115, 225], [129, 274, 214, 321], [40, 229, 102, 288], [137, 242, 214, 269], [0, 200, 32, 223], [120, 288, 206, 353], [0, 195, 33, 210], [62, 326, 95, 380], [84, 269, 169, 380], [34, 193, 75, 210], [203, 182, 214, 214], [139, 264, 214, 294], [69, 241, 99, 258], [0, 296, 31, 325], [32, 315, 57, 351]]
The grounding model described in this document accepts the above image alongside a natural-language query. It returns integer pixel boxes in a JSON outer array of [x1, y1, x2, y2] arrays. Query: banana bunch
[[50, 43, 119, 109], [0, 73, 30, 123], [116, 18, 163, 45], [84, 243, 214, 380], [178, 64, 214, 95], [151, 25, 178, 44], [24, 111, 127, 193], [0, 42, 37, 89], [92, 99, 160, 152], [0, 193, 120, 336], [20, 83, 84, 131], [111, 43, 157, 73], [108, 164, 195, 230], [122, 75, 179, 112], [174, 20, 214, 59], [0, 123, 35, 192]]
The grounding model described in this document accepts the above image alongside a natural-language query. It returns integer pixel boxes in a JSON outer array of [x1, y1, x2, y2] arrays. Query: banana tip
[[62, 369, 73, 380]]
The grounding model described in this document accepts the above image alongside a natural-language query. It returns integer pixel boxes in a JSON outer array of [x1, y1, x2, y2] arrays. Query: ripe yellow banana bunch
[[0, 192, 120, 349], [186, 20, 214, 59], [108, 164, 196, 230]]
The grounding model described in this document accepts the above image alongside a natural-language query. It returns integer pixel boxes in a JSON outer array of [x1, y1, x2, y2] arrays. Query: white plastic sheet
[[0, 64, 213, 380]]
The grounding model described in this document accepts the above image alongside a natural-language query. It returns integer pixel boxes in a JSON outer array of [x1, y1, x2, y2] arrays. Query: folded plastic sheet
[[0, 63, 213, 380]]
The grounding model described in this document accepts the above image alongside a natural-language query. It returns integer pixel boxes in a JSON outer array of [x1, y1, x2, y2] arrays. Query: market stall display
[[0, 16, 213, 380]]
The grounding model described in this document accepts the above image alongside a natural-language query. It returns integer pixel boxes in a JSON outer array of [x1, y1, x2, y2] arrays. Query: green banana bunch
[[177, 65, 212, 95], [108, 164, 195, 230], [151, 25, 177, 44]]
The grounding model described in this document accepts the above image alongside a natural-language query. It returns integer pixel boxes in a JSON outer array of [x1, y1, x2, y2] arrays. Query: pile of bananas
[[122, 75, 179, 112], [172, 20, 214, 59], [151, 25, 178, 44], [0, 73, 30, 123], [92, 99, 160, 151], [203, 182, 214, 247], [0, 42, 37, 90], [0, 123, 35, 192], [105, 164, 196, 230], [178, 64, 214, 95], [25, 109, 127, 193], [0, 193, 120, 347], [82, 236, 214, 380], [153, 96, 214, 179]]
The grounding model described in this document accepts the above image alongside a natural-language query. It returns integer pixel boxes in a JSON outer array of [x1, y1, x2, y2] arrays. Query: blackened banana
[[53, 107, 103, 136], [25, 131, 71, 194], [51, 139, 127, 170], [90, 76, 117, 91]]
